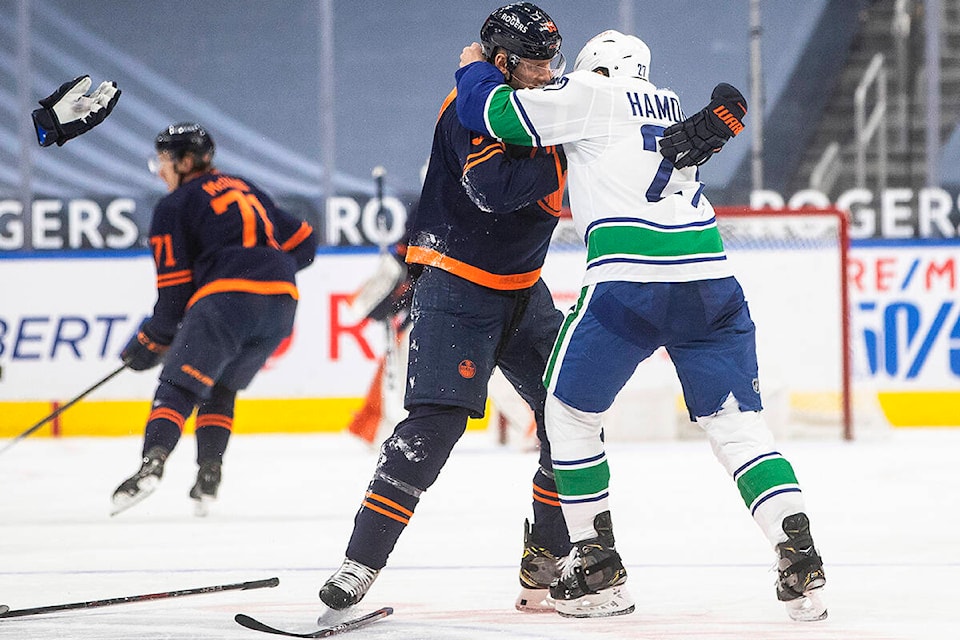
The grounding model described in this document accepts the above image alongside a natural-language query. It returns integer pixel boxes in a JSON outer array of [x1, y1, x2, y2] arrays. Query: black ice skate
[[516, 519, 562, 612], [319, 558, 380, 611], [189, 460, 222, 517], [549, 511, 635, 618], [776, 512, 828, 621], [110, 446, 169, 516]]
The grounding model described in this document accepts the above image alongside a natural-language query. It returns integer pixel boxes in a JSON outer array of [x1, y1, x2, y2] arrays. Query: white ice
[[1, 427, 958, 639]]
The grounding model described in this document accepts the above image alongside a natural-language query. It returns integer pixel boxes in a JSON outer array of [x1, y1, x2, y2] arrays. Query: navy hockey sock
[[531, 467, 572, 556]]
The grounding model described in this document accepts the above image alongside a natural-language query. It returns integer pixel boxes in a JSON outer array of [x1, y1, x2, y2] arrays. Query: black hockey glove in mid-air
[[32, 76, 121, 147], [121, 325, 169, 371], [659, 82, 747, 169]]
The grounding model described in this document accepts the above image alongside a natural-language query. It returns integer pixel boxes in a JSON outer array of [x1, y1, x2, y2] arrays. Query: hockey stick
[[234, 606, 393, 638], [0, 363, 128, 457], [0, 577, 279, 619]]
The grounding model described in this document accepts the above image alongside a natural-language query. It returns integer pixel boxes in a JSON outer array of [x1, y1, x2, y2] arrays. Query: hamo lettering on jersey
[[626, 91, 684, 124]]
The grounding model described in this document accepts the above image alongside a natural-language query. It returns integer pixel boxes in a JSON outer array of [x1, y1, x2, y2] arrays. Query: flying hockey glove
[[32, 76, 121, 147], [121, 324, 169, 371], [659, 82, 747, 169]]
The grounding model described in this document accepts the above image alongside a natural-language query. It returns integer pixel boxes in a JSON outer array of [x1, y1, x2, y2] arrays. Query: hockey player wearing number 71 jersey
[[111, 123, 317, 518], [456, 30, 827, 621]]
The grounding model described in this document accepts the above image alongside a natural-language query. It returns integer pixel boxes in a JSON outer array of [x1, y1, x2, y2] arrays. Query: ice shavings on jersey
[[461, 172, 494, 213]]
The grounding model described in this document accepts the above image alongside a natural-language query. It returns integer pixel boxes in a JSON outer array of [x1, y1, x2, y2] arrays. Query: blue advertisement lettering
[[0, 314, 144, 363], [860, 300, 958, 380]]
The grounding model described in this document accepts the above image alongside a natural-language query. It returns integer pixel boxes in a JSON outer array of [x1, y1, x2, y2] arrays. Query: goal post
[[714, 206, 854, 440]]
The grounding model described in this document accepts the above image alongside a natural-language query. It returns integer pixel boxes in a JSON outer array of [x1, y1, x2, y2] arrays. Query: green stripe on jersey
[[736, 457, 799, 508], [586, 224, 725, 261], [554, 459, 611, 497], [486, 85, 534, 146]]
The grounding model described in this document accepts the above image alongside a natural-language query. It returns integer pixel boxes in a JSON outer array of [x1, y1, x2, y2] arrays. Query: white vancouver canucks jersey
[[459, 67, 734, 285]]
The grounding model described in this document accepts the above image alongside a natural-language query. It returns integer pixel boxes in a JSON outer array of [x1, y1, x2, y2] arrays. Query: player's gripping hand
[[659, 82, 747, 169], [32, 76, 121, 147], [121, 325, 169, 371]]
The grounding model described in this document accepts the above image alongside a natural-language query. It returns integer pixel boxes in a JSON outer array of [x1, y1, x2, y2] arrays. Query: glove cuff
[[138, 323, 171, 351], [31, 108, 63, 147]]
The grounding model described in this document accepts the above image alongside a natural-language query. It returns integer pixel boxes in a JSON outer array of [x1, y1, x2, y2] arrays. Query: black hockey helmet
[[155, 122, 215, 161], [480, 2, 562, 72]]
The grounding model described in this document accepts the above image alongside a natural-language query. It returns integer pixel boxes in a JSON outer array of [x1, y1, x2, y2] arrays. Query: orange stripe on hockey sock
[[533, 493, 560, 506], [533, 481, 560, 506], [148, 407, 186, 430], [365, 491, 414, 517], [196, 414, 233, 430], [362, 500, 410, 525], [532, 482, 559, 499]]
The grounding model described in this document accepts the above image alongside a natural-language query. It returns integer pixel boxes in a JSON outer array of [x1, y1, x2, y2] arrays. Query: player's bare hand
[[460, 43, 485, 68]]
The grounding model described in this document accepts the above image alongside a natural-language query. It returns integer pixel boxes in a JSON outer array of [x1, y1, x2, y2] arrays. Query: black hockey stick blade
[[0, 577, 278, 619], [0, 363, 128, 457], [234, 606, 393, 638]]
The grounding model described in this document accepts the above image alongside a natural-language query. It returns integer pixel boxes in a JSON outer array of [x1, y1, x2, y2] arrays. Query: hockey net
[[710, 206, 859, 440]]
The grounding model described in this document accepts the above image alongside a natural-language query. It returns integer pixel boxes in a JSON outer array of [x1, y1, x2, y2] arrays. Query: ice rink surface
[[1, 427, 958, 639]]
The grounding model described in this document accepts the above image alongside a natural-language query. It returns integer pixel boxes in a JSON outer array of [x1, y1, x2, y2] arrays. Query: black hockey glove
[[32, 76, 121, 147], [121, 324, 169, 371], [659, 82, 747, 169]]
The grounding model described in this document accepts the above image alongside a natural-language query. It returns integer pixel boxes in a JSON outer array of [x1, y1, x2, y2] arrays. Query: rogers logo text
[[498, 12, 528, 32]]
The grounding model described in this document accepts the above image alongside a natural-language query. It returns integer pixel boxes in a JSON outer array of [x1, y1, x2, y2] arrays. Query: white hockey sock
[[545, 394, 609, 542], [697, 394, 806, 546]]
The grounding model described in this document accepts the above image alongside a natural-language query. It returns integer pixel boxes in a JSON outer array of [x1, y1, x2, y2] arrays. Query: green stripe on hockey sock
[[736, 457, 799, 508], [554, 460, 610, 498]]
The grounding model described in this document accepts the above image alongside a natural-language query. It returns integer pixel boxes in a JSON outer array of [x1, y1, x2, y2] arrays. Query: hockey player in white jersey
[[455, 30, 827, 621]]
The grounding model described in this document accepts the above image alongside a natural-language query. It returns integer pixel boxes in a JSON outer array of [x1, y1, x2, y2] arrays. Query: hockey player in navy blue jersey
[[319, 2, 572, 614], [111, 123, 317, 517]]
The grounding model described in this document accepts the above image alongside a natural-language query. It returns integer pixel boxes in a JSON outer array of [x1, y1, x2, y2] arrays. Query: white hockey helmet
[[574, 29, 651, 80]]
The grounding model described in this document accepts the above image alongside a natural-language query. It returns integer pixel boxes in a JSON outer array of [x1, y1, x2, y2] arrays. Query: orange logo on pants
[[458, 359, 476, 379]]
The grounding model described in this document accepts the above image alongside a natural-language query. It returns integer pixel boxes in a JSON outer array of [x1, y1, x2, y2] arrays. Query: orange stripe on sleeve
[[537, 146, 565, 217], [280, 221, 314, 251], [463, 144, 505, 174], [436, 88, 457, 124], [157, 270, 193, 288]]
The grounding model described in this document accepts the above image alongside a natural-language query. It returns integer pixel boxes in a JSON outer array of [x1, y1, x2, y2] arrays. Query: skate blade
[[555, 585, 635, 618], [515, 587, 555, 613], [785, 587, 828, 621], [109, 477, 160, 516]]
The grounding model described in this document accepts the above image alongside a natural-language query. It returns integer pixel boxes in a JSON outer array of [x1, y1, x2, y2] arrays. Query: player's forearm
[[455, 62, 536, 147]]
